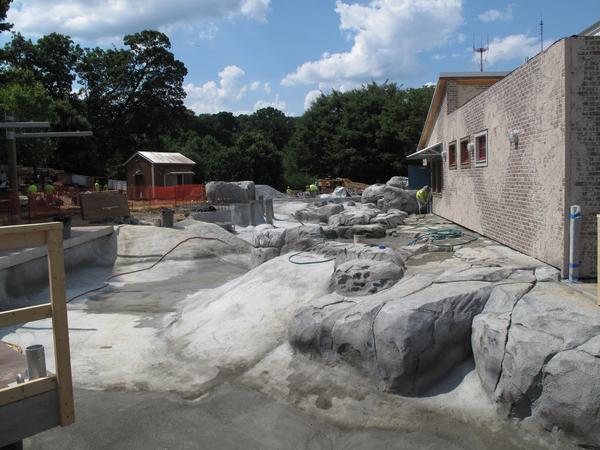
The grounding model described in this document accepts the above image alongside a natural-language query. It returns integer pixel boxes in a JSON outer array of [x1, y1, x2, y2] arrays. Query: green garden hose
[[408, 227, 478, 248]]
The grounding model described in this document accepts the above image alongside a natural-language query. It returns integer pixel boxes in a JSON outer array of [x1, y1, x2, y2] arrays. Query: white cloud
[[478, 4, 513, 22], [185, 65, 250, 114], [282, 0, 463, 87], [254, 94, 286, 112], [304, 90, 323, 111], [185, 65, 285, 114], [198, 23, 219, 40], [263, 82, 271, 95], [485, 34, 552, 66], [8, 0, 271, 41]]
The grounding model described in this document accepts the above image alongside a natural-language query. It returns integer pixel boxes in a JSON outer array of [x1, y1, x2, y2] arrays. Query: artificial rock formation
[[206, 181, 251, 203], [294, 203, 344, 224], [361, 184, 386, 205], [472, 282, 600, 447]]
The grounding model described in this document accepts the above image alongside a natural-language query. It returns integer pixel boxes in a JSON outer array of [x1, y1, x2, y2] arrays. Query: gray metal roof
[[407, 142, 442, 160], [124, 151, 196, 166]]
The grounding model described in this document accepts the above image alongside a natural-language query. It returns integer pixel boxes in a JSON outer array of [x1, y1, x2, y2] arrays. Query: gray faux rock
[[332, 259, 404, 296], [252, 224, 286, 248], [281, 224, 328, 253], [386, 176, 408, 189], [294, 203, 344, 224], [290, 278, 495, 395], [335, 224, 386, 239], [370, 209, 408, 228], [328, 209, 378, 227], [534, 266, 561, 282], [472, 282, 600, 447], [232, 181, 256, 201], [251, 246, 281, 267], [381, 186, 419, 214], [361, 184, 386, 204], [206, 181, 249, 203]]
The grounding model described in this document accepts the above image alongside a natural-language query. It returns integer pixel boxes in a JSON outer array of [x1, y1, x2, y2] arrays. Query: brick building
[[124, 151, 196, 199], [408, 35, 600, 278]]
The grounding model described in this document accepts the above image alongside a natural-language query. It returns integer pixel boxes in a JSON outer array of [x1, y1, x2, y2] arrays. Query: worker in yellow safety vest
[[94, 180, 101, 191], [309, 183, 318, 197], [286, 186, 293, 196], [416, 185, 431, 214], [27, 182, 38, 195]]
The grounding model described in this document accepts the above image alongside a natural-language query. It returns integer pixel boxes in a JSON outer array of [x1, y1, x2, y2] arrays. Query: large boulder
[[472, 282, 600, 447], [252, 224, 286, 249], [206, 181, 249, 203], [232, 181, 256, 201], [251, 247, 281, 267], [290, 275, 498, 395], [332, 259, 404, 297], [370, 209, 408, 228], [386, 176, 408, 189], [335, 224, 386, 239], [381, 185, 419, 214], [280, 224, 329, 253], [328, 209, 378, 227], [361, 184, 385, 204], [294, 203, 344, 224]]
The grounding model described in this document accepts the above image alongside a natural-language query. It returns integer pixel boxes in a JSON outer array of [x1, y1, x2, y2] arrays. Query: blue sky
[[3, 0, 599, 115]]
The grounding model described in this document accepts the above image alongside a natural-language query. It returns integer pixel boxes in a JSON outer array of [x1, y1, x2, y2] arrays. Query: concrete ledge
[[0, 226, 114, 271]]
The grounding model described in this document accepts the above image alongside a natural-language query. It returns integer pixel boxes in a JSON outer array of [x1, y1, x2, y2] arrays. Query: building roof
[[416, 72, 509, 151], [406, 142, 442, 160], [580, 20, 600, 36], [123, 151, 196, 166]]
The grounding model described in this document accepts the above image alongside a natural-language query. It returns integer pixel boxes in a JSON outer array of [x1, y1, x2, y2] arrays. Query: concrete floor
[[25, 385, 471, 450]]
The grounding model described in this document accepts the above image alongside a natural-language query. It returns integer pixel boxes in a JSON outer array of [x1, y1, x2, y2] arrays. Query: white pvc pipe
[[569, 205, 582, 282]]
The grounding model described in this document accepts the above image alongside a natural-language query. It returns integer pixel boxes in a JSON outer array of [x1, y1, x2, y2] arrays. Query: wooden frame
[[0, 222, 74, 426], [474, 129, 488, 168]]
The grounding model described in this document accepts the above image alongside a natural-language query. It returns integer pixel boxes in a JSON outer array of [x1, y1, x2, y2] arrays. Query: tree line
[[0, 4, 433, 189]]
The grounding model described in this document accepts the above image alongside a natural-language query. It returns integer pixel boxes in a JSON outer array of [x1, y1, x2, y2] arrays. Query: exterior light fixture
[[507, 129, 519, 146]]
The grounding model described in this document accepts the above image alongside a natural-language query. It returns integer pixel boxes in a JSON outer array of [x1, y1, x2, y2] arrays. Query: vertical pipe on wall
[[569, 205, 582, 282]]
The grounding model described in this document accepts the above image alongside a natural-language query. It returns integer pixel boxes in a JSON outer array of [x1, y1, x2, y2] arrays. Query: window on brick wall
[[474, 130, 488, 167], [460, 137, 470, 168], [448, 141, 457, 169]]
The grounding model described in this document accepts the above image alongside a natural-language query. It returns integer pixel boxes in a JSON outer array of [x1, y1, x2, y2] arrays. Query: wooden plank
[[0, 222, 62, 237], [0, 376, 57, 407], [0, 303, 52, 328], [0, 230, 48, 249], [47, 228, 74, 426]]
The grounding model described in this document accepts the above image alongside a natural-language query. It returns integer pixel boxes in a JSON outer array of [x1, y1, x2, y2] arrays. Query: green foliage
[[0, 0, 11, 32], [284, 82, 433, 184]]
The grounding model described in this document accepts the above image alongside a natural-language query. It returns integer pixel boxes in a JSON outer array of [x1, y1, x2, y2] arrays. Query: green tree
[[0, 81, 56, 167], [239, 107, 294, 151], [0, 0, 12, 32]]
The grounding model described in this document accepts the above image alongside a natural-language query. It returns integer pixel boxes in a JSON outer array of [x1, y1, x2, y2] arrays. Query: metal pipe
[[569, 205, 582, 283], [26, 344, 47, 380]]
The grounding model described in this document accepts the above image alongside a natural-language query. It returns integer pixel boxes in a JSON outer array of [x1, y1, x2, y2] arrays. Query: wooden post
[[46, 227, 74, 426]]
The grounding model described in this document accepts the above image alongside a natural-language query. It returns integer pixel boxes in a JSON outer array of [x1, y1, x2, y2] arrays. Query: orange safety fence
[[127, 184, 206, 208]]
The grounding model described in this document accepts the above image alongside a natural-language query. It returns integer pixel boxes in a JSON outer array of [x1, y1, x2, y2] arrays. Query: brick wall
[[566, 37, 600, 277], [427, 39, 568, 271]]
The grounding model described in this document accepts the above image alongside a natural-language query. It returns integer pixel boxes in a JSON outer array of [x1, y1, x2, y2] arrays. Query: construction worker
[[44, 182, 55, 195], [27, 181, 38, 195], [309, 183, 319, 197], [416, 185, 431, 214], [286, 186, 293, 196], [94, 180, 101, 191]]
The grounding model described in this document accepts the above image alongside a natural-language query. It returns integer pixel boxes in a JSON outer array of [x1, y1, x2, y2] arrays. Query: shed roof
[[124, 151, 196, 166]]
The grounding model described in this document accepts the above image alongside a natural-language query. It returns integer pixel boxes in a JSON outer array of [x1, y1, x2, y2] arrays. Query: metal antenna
[[540, 14, 544, 52], [473, 35, 489, 72]]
